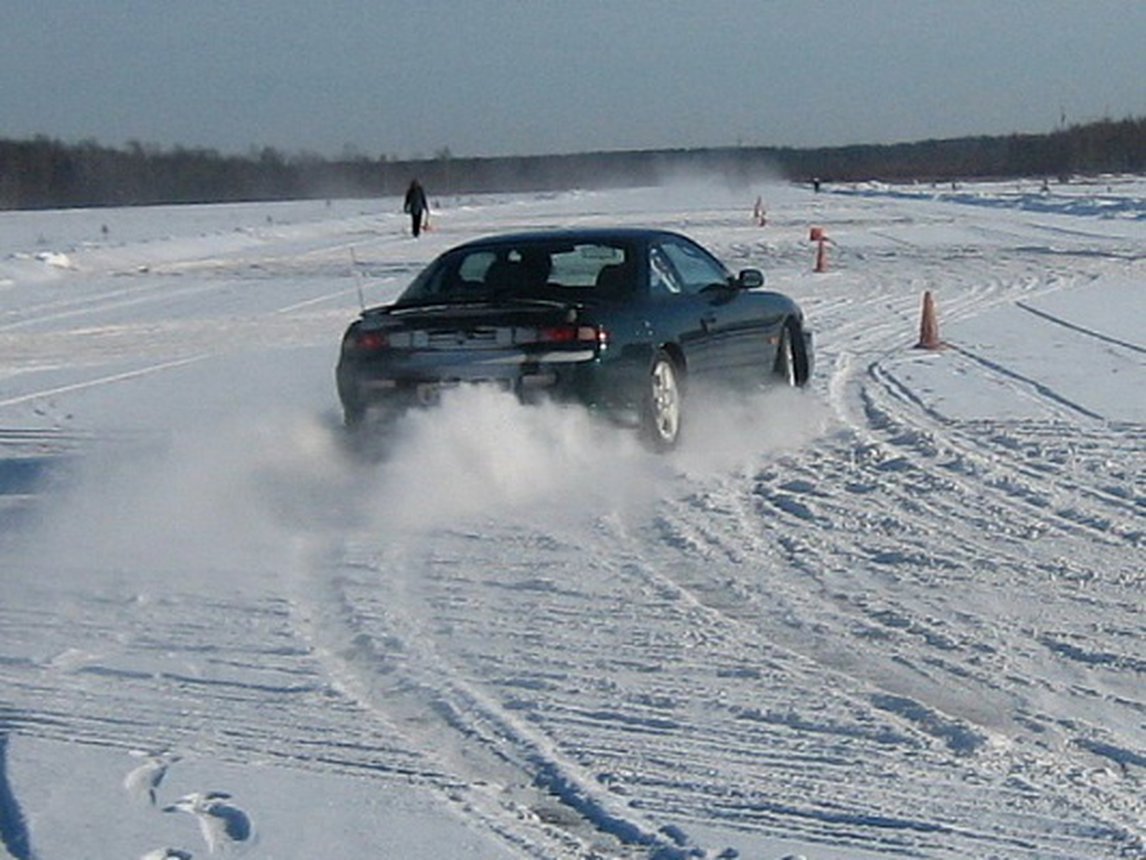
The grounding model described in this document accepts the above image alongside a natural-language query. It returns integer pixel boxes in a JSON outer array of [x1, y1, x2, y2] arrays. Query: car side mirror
[[737, 269, 764, 289]]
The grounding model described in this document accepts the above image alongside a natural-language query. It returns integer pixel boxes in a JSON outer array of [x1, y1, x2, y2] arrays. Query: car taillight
[[535, 324, 607, 345], [353, 330, 389, 351]]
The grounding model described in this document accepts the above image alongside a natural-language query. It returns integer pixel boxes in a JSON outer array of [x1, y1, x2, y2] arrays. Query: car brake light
[[355, 330, 389, 351], [535, 324, 606, 345]]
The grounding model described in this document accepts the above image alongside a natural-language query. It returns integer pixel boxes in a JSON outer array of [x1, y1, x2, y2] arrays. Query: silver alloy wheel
[[648, 354, 681, 448]]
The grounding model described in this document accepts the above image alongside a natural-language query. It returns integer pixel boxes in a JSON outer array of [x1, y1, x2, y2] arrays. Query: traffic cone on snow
[[810, 227, 828, 272], [915, 290, 944, 350]]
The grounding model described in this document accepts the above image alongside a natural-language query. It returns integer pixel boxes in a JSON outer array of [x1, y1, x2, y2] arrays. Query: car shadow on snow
[[0, 455, 69, 495], [0, 734, 33, 860], [0, 451, 79, 532]]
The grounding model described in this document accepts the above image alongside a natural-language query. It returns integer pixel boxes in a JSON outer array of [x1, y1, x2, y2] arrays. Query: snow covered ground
[[0, 176, 1142, 859]]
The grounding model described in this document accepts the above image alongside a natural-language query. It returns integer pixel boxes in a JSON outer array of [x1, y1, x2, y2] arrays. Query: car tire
[[642, 350, 683, 451], [773, 321, 807, 387], [343, 402, 366, 429]]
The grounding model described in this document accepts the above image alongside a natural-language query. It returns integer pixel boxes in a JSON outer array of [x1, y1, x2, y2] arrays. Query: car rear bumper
[[337, 348, 644, 422]]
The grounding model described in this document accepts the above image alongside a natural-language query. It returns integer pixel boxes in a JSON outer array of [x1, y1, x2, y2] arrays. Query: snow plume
[[650, 160, 785, 206], [9, 407, 355, 597], [10, 382, 828, 599], [362, 387, 663, 531], [8, 390, 650, 591], [672, 385, 833, 476], [357, 384, 831, 533]]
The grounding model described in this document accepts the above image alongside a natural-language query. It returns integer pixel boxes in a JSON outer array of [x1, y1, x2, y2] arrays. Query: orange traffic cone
[[915, 290, 944, 349], [809, 227, 828, 272]]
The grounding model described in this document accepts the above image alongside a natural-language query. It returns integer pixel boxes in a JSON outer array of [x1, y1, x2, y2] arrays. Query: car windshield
[[397, 239, 637, 305]]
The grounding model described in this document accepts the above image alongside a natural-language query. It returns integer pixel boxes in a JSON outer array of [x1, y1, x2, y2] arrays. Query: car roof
[[446, 227, 689, 251]]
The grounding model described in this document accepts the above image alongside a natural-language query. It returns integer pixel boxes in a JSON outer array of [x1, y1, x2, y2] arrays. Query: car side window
[[459, 251, 496, 284], [649, 246, 682, 296], [655, 238, 730, 295]]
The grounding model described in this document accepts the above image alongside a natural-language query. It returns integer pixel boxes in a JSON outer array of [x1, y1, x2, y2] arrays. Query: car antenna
[[350, 247, 365, 312]]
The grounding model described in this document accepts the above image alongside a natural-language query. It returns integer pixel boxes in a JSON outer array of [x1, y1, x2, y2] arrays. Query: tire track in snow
[[0, 571, 438, 785], [1015, 300, 1146, 354], [289, 533, 719, 860], [0, 355, 210, 409], [298, 476, 1140, 859], [864, 361, 1142, 546], [638, 440, 1143, 857], [761, 283, 1144, 850], [272, 196, 1145, 859], [625, 212, 1144, 853]]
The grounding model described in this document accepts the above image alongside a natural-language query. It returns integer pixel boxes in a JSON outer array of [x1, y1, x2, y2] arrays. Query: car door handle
[[701, 313, 717, 331]]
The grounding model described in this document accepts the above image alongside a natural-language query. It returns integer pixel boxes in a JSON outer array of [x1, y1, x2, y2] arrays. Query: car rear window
[[400, 240, 636, 303]]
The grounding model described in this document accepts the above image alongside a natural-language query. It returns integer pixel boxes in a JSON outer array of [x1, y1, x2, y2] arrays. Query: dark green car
[[336, 228, 812, 449]]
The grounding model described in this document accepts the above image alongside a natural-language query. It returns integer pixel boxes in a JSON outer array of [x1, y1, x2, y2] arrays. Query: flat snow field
[[0, 177, 1142, 859]]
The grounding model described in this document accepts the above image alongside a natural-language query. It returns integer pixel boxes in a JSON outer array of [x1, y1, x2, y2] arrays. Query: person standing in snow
[[404, 179, 429, 237]]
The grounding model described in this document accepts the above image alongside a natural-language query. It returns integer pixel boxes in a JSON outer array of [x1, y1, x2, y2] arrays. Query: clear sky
[[4, 1, 1144, 160]]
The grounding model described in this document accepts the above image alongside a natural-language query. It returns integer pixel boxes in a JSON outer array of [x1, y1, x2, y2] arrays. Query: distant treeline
[[2, 116, 1143, 210]]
